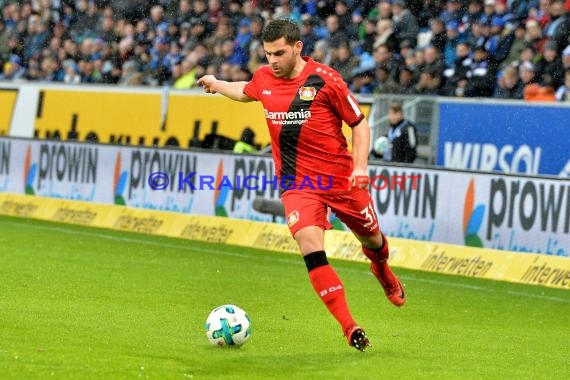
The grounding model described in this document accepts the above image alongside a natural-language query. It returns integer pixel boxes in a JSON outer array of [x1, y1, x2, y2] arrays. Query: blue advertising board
[[437, 101, 570, 176]]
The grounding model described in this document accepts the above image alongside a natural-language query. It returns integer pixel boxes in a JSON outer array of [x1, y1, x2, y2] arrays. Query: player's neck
[[285, 57, 307, 79]]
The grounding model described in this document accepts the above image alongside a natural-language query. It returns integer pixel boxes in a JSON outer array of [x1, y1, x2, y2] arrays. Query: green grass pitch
[[0, 215, 568, 379]]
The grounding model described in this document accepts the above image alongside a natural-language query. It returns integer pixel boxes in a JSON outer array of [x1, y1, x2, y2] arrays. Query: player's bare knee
[[296, 237, 324, 255], [294, 226, 325, 255]]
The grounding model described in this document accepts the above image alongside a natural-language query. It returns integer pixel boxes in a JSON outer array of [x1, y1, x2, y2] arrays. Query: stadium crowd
[[0, 0, 569, 101]]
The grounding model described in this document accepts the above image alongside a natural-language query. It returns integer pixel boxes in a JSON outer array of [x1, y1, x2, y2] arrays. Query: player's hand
[[349, 169, 370, 190], [197, 75, 218, 94]]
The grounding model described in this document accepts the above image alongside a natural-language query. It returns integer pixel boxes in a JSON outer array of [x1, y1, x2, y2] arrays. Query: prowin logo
[[463, 178, 486, 248], [264, 109, 311, 126]]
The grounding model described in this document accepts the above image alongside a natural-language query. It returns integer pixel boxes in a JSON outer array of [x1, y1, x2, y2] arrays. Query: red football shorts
[[281, 188, 380, 237]]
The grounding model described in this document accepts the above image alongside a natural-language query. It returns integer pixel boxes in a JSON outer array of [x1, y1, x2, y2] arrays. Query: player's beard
[[272, 52, 297, 78]]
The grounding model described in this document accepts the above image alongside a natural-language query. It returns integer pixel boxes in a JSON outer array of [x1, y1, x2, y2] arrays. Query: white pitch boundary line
[[1, 219, 569, 304]]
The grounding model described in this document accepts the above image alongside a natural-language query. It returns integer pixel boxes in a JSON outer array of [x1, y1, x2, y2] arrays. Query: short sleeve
[[243, 70, 261, 101], [327, 74, 364, 127]]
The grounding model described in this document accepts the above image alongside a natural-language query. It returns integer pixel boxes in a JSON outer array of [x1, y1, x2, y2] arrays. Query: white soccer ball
[[205, 304, 252, 347], [373, 136, 389, 155]]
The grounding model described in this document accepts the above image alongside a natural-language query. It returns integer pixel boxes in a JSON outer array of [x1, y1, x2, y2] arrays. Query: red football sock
[[308, 265, 356, 334], [361, 233, 390, 264], [303, 251, 355, 334]]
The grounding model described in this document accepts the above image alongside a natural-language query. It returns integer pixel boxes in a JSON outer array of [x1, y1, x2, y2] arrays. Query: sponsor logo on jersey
[[262, 89, 272, 95], [298, 86, 317, 101], [264, 109, 312, 125]]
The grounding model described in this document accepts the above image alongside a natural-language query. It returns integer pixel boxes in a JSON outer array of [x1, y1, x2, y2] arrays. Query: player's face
[[263, 37, 301, 78]]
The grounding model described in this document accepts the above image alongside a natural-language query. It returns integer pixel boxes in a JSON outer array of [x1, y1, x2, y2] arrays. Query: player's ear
[[294, 40, 303, 55]]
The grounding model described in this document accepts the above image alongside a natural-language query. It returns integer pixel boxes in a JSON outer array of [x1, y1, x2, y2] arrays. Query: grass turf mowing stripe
[[0, 215, 568, 379], [2, 217, 568, 305]]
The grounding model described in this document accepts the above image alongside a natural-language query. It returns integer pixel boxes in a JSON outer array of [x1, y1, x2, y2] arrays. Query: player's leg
[[281, 190, 369, 350], [329, 189, 405, 307], [355, 231, 405, 307]]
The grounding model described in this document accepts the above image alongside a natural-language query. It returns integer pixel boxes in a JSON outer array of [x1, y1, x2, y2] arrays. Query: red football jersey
[[243, 57, 364, 192]]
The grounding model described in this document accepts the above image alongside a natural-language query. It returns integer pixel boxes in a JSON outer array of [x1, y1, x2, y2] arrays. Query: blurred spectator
[[408, 47, 425, 81], [311, 39, 332, 65], [429, 17, 447, 53], [350, 69, 377, 94], [443, 20, 466, 67], [233, 127, 258, 153], [494, 65, 525, 98], [24, 15, 51, 62], [416, 70, 441, 94], [541, 41, 565, 87], [417, 0, 441, 29], [442, 41, 472, 96], [502, 22, 527, 68], [463, 0, 485, 33], [519, 60, 539, 85], [359, 17, 377, 55], [331, 42, 360, 82], [0, 55, 25, 80], [300, 19, 318, 56], [367, 1, 393, 22], [392, 0, 419, 49], [374, 64, 400, 93], [423, 45, 445, 89], [395, 66, 417, 94], [247, 40, 267, 73], [273, 2, 301, 25], [373, 19, 399, 53], [325, 14, 350, 51], [234, 18, 252, 52], [483, 0, 497, 19], [373, 43, 401, 82], [527, 0, 553, 28], [335, 0, 358, 40], [544, 0, 570, 54], [525, 19, 547, 55], [465, 45, 498, 96], [174, 56, 199, 89], [69, 0, 99, 42], [485, 15, 515, 64], [62, 59, 81, 84], [440, 0, 465, 24]]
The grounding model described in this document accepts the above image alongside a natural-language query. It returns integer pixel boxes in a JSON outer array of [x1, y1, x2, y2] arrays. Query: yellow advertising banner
[[32, 89, 268, 147], [31, 88, 371, 149], [0, 89, 18, 136], [2, 193, 566, 289]]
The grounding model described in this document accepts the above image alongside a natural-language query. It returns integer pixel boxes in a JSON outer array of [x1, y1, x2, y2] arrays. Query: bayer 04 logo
[[205, 304, 252, 347]]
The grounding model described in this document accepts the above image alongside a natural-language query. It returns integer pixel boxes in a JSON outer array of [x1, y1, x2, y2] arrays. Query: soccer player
[[197, 19, 405, 351]]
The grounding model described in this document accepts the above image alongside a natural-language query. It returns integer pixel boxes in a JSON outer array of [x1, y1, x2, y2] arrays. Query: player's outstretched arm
[[196, 75, 253, 102]]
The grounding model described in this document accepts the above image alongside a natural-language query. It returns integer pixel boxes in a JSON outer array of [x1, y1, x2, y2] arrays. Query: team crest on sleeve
[[298, 86, 317, 101], [287, 210, 300, 226]]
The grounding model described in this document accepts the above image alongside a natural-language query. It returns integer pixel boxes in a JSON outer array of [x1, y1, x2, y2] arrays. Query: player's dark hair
[[262, 19, 300, 45]]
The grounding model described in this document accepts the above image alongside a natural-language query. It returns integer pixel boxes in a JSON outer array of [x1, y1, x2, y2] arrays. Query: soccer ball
[[373, 136, 389, 155], [205, 304, 252, 347]]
